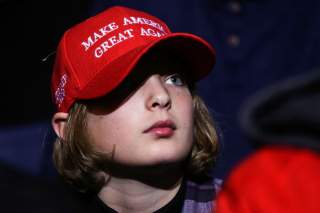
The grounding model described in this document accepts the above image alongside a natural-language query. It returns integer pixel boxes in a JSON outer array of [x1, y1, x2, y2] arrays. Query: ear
[[52, 112, 69, 140]]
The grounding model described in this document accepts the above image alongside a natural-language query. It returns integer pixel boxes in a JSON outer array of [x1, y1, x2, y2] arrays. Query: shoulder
[[182, 177, 223, 213]]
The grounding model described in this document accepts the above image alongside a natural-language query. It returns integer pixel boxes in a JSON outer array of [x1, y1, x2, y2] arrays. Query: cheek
[[86, 114, 122, 152], [174, 90, 194, 118], [86, 102, 142, 153], [172, 90, 194, 135]]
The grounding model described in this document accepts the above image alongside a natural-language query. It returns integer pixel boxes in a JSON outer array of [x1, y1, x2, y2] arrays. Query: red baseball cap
[[51, 6, 216, 112]]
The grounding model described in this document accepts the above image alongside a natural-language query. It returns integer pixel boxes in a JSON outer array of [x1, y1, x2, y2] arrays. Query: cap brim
[[78, 33, 216, 100]]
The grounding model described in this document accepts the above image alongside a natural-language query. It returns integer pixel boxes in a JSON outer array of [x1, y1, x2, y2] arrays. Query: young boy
[[51, 6, 220, 213]]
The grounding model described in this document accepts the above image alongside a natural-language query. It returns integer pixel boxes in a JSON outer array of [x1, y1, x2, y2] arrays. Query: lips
[[143, 120, 177, 137]]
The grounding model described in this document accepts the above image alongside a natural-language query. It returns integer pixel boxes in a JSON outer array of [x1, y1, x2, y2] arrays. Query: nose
[[145, 75, 171, 111]]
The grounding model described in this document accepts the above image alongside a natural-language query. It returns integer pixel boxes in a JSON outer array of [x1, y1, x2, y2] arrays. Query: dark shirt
[[87, 181, 185, 213], [54, 177, 220, 213]]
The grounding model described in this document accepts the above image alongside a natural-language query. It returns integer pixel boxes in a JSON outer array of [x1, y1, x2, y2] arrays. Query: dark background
[[0, 0, 92, 179], [0, 0, 90, 125]]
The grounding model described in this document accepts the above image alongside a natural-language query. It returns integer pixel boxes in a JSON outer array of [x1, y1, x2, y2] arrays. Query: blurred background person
[[215, 68, 320, 212]]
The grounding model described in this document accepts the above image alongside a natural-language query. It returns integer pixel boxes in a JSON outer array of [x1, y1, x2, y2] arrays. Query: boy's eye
[[165, 73, 185, 86]]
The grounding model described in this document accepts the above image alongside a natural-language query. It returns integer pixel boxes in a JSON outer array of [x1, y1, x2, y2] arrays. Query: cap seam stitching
[[63, 29, 82, 90]]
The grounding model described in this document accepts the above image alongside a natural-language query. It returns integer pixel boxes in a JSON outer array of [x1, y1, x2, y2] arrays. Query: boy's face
[[85, 54, 194, 168]]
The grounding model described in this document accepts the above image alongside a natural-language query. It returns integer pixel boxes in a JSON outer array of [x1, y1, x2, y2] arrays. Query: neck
[[98, 163, 184, 213], [98, 177, 182, 213]]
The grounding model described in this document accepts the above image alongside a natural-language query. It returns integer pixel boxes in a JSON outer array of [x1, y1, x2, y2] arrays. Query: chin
[[147, 147, 191, 166]]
